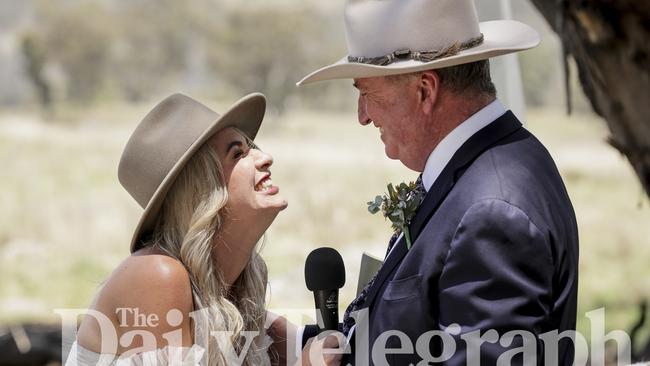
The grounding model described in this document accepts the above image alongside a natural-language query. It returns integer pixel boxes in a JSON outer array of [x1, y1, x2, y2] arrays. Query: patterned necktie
[[341, 175, 426, 335]]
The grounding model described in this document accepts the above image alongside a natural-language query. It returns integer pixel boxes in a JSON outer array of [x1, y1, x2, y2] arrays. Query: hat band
[[347, 33, 484, 66]]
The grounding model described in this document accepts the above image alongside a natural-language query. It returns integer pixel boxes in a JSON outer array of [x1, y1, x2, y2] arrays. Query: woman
[[66, 93, 288, 365]]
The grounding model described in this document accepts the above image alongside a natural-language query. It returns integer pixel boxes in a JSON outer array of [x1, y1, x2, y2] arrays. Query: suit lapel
[[409, 111, 522, 241], [362, 111, 522, 310]]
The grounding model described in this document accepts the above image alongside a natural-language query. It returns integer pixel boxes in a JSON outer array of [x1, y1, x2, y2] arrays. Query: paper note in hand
[[357, 252, 384, 296]]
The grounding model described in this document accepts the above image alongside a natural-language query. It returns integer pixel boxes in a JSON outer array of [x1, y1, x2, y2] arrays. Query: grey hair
[[386, 60, 497, 97], [437, 60, 496, 96]]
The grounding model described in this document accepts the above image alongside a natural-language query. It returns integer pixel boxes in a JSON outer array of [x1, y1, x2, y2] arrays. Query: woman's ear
[[418, 70, 439, 115]]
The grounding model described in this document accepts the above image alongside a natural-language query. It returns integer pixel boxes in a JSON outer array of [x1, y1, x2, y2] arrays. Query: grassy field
[[1, 103, 649, 345]]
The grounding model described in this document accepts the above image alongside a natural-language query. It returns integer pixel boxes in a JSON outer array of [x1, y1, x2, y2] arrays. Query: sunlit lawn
[[1, 104, 649, 344]]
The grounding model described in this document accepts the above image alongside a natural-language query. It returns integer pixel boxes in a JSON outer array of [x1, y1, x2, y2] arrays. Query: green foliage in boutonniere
[[367, 181, 425, 250]]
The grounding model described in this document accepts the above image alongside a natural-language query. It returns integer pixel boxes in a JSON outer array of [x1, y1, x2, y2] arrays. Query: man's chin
[[384, 147, 400, 161]]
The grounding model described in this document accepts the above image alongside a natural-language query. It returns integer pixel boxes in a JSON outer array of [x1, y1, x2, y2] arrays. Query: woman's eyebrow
[[225, 140, 244, 155]]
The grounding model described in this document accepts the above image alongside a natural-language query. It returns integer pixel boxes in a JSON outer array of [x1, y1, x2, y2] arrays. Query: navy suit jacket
[[304, 112, 579, 365]]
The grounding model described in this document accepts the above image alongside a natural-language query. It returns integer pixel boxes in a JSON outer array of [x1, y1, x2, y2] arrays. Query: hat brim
[[297, 20, 540, 86], [129, 93, 266, 252]]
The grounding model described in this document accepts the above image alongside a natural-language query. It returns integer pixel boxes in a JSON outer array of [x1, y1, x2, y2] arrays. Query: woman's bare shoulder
[[77, 247, 195, 353], [103, 248, 193, 311]]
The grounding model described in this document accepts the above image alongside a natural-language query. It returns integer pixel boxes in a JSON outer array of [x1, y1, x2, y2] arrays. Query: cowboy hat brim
[[297, 20, 540, 86], [128, 93, 266, 252]]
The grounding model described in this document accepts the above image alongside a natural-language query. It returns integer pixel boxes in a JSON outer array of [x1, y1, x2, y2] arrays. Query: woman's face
[[210, 127, 288, 218]]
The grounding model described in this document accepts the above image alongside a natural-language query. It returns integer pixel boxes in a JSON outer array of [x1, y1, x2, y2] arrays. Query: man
[[276, 0, 579, 364]]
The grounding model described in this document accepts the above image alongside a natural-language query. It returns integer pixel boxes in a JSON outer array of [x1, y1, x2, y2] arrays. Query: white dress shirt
[[295, 99, 508, 354]]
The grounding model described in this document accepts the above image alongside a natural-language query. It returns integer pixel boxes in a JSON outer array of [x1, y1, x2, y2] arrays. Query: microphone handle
[[313, 289, 339, 333]]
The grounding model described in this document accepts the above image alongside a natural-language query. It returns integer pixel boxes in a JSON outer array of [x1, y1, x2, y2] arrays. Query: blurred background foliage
[[0, 0, 649, 361], [2, 0, 591, 114], [3, 0, 354, 114]]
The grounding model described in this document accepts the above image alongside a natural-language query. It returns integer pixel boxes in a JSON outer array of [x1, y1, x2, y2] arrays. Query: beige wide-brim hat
[[297, 0, 540, 85], [118, 93, 266, 252]]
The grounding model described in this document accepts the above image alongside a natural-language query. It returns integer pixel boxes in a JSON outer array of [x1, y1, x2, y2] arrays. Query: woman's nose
[[254, 149, 273, 170]]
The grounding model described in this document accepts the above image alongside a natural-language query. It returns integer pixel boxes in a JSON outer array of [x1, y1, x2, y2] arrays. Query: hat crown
[[345, 0, 481, 59], [118, 94, 220, 209]]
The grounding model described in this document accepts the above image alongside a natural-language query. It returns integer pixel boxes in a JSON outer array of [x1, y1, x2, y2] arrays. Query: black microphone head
[[305, 247, 346, 291]]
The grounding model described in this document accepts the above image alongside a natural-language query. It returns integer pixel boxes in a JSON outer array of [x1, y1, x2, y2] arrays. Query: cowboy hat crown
[[297, 0, 540, 85]]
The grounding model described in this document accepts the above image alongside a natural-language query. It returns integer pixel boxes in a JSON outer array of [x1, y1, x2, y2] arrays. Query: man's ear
[[418, 70, 439, 114]]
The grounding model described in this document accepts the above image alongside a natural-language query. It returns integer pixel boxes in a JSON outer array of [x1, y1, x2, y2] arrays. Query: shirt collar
[[421, 99, 507, 191]]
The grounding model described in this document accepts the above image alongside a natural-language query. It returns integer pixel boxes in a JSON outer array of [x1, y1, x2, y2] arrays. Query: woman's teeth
[[255, 178, 273, 192]]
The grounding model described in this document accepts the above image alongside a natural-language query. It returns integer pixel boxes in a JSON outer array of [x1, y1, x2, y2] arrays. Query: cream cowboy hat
[[297, 0, 540, 85], [118, 93, 266, 252]]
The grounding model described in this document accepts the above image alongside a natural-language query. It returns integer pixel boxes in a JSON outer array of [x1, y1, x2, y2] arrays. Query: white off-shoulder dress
[[64, 335, 274, 365], [64, 342, 206, 365]]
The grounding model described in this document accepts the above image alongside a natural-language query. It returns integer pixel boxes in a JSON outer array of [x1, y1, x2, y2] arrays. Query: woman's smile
[[254, 174, 279, 194]]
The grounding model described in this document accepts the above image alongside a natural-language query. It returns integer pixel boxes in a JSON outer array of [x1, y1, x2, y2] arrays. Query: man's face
[[353, 76, 425, 168]]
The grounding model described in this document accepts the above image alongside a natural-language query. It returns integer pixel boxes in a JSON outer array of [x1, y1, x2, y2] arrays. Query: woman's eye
[[233, 148, 249, 160]]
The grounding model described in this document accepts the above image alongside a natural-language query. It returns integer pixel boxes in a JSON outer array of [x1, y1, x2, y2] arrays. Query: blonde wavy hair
[[144, 129, 269, 365]]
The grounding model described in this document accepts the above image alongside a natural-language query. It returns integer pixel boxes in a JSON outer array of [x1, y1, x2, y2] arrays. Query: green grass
[[1, 106, 648, 346]]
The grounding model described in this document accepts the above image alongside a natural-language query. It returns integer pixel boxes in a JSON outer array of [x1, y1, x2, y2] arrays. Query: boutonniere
[[367, 181, 425, 250]]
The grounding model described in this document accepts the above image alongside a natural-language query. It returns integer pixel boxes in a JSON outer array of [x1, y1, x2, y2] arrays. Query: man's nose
[[358, 96, 372, 126]]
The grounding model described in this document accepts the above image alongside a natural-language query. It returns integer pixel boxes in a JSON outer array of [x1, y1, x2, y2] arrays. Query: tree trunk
[[529, 0, 650, 197]]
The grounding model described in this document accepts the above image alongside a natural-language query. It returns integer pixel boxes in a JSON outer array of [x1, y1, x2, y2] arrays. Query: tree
[[205, 4, 335, 113], [109, 0, 193, 102], [21, 33, 51, 109], [529, 0, 650, 197], [31, 1, 112, 104]]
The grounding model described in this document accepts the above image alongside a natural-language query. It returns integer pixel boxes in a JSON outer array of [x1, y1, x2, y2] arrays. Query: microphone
[[305, 247, 346, 333]]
